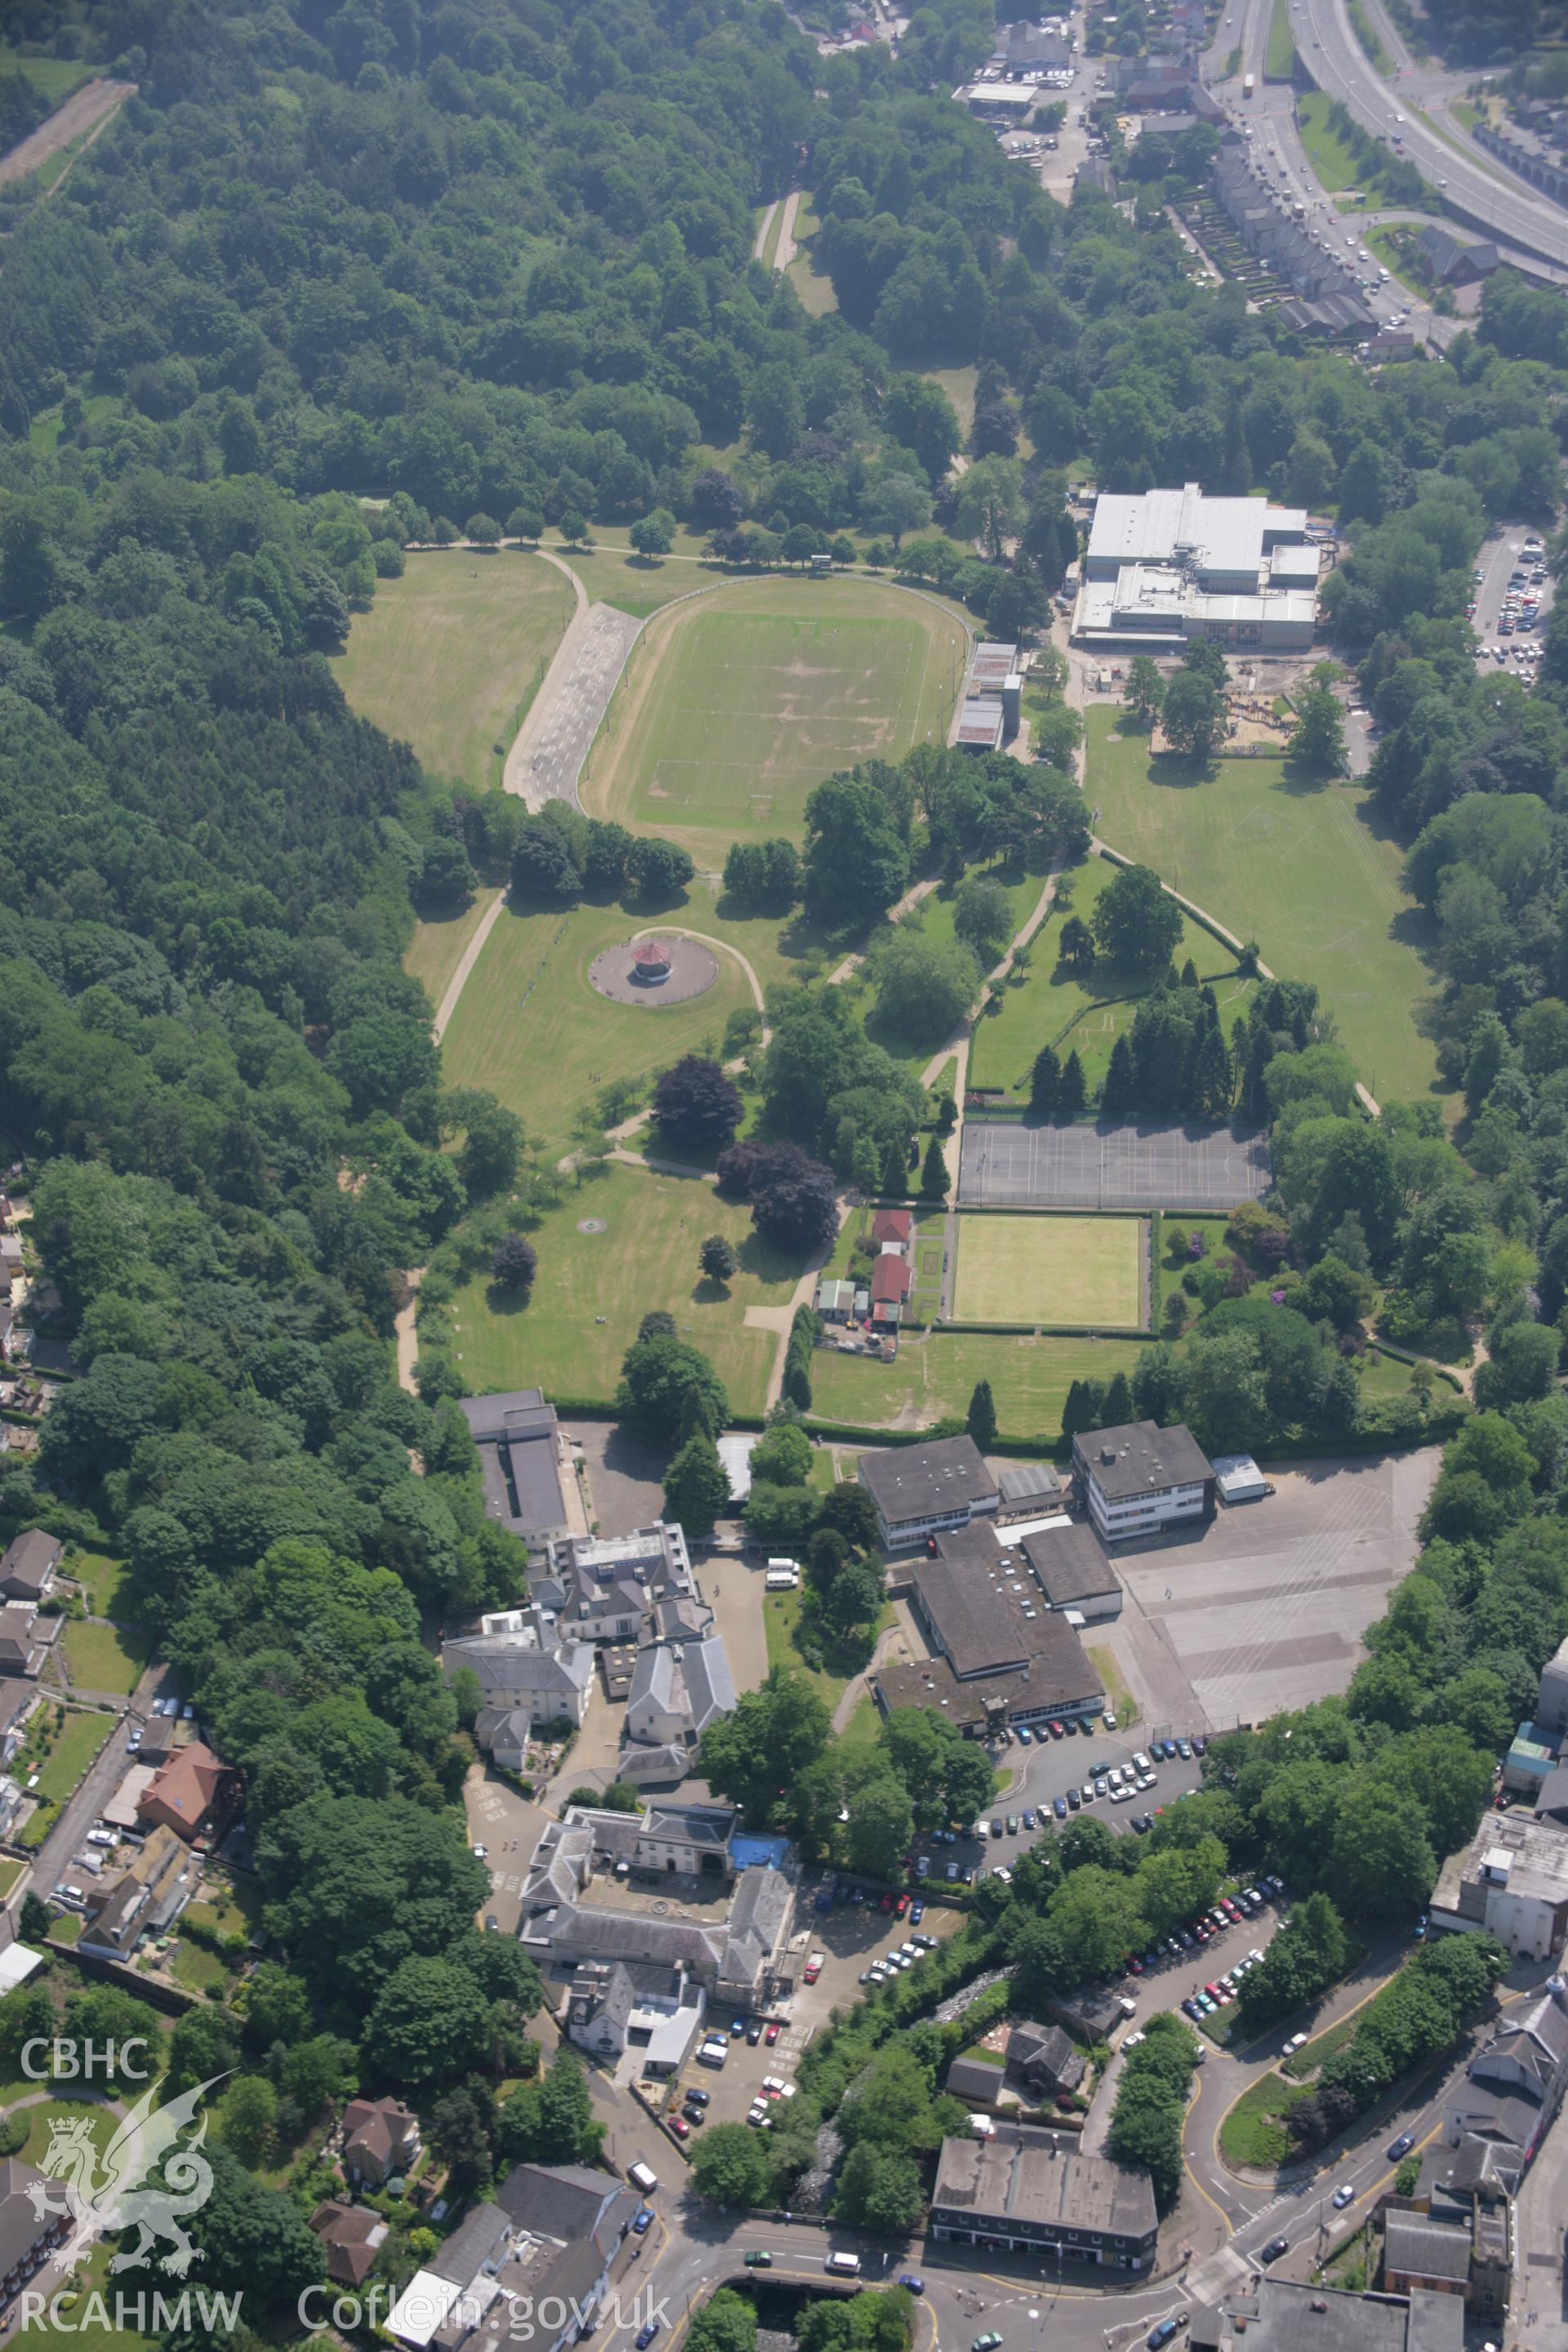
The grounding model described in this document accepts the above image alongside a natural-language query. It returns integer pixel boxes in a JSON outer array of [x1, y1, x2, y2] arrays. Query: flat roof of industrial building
[[1075, 1420, 1212, 1500], [859, 1436, 997, 1526], [933, 2124, 1156, 2240], [1020, 1520, 1120, 1607], [1087, 487, 1307, 578]]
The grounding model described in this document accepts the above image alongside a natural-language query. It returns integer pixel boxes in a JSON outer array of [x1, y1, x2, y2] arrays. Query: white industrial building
[[1072, 484, 1320, 652]]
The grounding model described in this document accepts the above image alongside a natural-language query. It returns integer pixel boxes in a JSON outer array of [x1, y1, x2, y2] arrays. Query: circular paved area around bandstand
[[588, 935, 719, 1006]]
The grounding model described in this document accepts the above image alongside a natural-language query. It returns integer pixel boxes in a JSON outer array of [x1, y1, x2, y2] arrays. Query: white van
[[627, 2161, 659, 2195], [825, 2252, 862, 2277], [764, 1566, 800, 1591]]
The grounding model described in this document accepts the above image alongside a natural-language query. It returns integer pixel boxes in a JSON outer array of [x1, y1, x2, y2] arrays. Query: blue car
[[637, 2328, 662, 2349], [910, 1900, 924, 1923], [1054, 1796, 1067, 1820], [899, 2276, 925, 2296], [632, 2208, 654, 2234]]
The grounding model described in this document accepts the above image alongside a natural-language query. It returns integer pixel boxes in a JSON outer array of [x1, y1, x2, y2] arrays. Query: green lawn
[[38, 2236, 157, 2352], [763, 1585, 889, 1711], [968, 853, 1249, 1102], [1281, 2016, 1356, 2079], [786, 198, 838, 316], [811, 1328, 1147, 1444], [1086, 1646, 1139, 1726], [170, 1939, 229, 1993], [404, 884, 503, 1019], [589, 574, 969, 866], [0, 1860, 24, 1901], [1218, 2069, 1307, 2167], [0, 49, 96, 103], [1086, 711, 1441, 1103], [448, 1160, 806, 1418], [62, 1618, 152, 1697], [333, 549, 577, 792], [65, 1553, 128, 1616], [952, 1213, 1143, 1328], [860, 864, 1045, 1076], [1296, 90, 1368, 196], [439, 897, 754, 1160], [1265, 0, 1297, 77], [18, 1708, 112, 1804], [1156, 1216, 1236, 1317], [1347, 0, 1391, 71], [182, 1877, 261, 1940]]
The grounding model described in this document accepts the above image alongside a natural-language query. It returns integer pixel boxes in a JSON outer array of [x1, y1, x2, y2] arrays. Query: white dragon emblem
[[24, 2073, 229, 2276]]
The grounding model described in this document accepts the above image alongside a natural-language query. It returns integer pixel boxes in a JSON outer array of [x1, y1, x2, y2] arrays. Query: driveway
[[568, 1418, 669, 1539], [696, 1552, 767, 1705]]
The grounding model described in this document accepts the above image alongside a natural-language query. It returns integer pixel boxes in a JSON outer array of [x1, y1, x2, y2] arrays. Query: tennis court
[[959, 1120, 1272, 1212]]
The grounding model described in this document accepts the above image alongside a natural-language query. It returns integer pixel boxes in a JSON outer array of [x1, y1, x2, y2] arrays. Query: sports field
[[447, 1162, 805, 1418], [968, 853, 1250, 1101], [440, 899, 755, 1157], [334, 549, 576, 791], [811, 1328, 1147, 1442], [1086, 713, 1441, 1102], [952, 1212, 1143, 1327], [589, 576, 969, 862]]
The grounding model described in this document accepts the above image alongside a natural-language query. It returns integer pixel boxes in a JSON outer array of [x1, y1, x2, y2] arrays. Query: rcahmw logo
[[17, 2042, 229, 2287]]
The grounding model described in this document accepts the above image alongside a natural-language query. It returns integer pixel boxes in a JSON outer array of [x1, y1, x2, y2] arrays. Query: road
[[1280, 0, 1568, 273]]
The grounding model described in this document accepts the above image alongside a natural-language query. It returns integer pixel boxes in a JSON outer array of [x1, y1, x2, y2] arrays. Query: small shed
[[1212, 1453, 1268, 1506]]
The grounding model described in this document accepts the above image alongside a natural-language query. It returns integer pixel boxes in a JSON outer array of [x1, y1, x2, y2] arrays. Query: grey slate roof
[[1076, 1420, 1211, 1501], [1383, 2215, 1472, 2286], [859, 1435, 996, 1526], [443, 1631, 595, 1704]]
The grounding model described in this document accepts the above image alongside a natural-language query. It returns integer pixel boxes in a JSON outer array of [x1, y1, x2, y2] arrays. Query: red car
[[879, 1891, 894, 1913], [803, 1953, 824, 1983], [765, 2021, 781, 2045], [895, 1892, 910, 1918], [1127, 1957, 1143, 1974], [670, 2116, 691, 2140]]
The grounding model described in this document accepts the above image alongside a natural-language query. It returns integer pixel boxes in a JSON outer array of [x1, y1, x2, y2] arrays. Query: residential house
[[1071, 1421, 1214, 1544], [310, 2200, 389, 2290], [0, 1606, 42, 1681], [1415, 225, 1499, 284], [858, 1434, 1000, 1550], [1443, 1978, 1568, 2172], [0, 1686, 34, 1770], [385, 2163, 639, 2352], [1006, 2020, 1089, 2097], [0, 2156, 73, 2309], [342, 2095, 421, 2189], [134, 1740, 235, 1846], [1383, 2214, 1473, 2301], [0, 1779, 21, 1840], [929, 2123, 1157, 2270], [78, 1825, 193, 1962], [564, 1958, 706, 2074], [0, 1531, 59, 1605]]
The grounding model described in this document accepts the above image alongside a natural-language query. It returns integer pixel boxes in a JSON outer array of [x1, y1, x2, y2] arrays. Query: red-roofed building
[[871, 1209, 913, 1250], [871, 1254, 912, 1307], [135, 1740, 237, 1846]]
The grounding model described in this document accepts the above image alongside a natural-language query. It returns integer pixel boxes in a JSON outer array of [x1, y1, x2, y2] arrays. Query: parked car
[[684, 2088, 710, 2108], [803, 1954, 824, 1983], [669, 2117, 690, 2140], [765, 2021, 781, 2044], [1067, 1788, 1082, 1811]]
